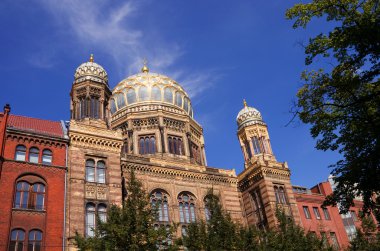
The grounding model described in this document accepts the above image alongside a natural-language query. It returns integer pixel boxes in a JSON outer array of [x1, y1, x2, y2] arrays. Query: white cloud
[[36, 0, 217, 99]]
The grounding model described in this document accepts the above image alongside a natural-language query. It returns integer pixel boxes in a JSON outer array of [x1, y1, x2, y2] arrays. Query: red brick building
[[293, 180, 369, 250], [0, 105, 69, 251]]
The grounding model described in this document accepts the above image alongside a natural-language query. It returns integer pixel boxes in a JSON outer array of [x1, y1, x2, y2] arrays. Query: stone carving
[[163, 118, 185, 132]]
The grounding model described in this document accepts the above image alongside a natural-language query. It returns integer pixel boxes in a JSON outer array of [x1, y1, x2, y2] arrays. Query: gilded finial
[[89, 54, 94, 62], [141, 58, 149, 73], [243, 99, 248, 107]]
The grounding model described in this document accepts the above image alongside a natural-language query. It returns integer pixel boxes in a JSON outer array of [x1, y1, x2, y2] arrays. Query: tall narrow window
[[244, 141, 252, 159], [110, 99, 117, 114], [150, 190, 169, 222], [279, 187, 287, 204], [139, 86, 149, 101], [15, 145, 26, 161], [303, 206, 311, 219], [29, 147, 39, 163], [261, 137, 270, 154], [313, 207, 321, 220], [251, 189, 267, 229], [97, 161, 106, 184], [32, 183, 45, 210], [274, 186, 287, 204], [14, 182, 30, 209], [321, 232, 328, 247], [127, 89, 136, 104], [86, 159, 95, 182], [164, 87, 173, 103], [151, 86, 162, 101], [330, 232, 339, 249], [42, 149, 52, 165], [191, 142, 201, 164], [116, 93, 126, 109], [178, 192, 196, 223], [175, 92, 183, 107], [9, 229, 25, 251], [28, 230, 42, 251], [204, 194, 218, 221], [90, 97, 99, 119], [86, 203, 96, 237], [98, 204, 107, 223], [252, 137, 261, 154], [322, 208, 331, 220]]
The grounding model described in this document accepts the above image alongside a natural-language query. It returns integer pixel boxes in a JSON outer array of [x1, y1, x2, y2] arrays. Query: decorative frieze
[[163, 118, 185, 132]]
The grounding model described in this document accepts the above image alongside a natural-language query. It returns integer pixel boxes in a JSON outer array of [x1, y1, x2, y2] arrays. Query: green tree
[[262, 209, 332, 251], [286, 0, 380, 216], [74, 170, 178, 251], [182, 190, 241, 250], [349, 215, 380, 251]]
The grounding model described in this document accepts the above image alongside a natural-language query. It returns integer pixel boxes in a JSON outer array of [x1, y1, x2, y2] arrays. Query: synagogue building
[[0, 56, 369, 250]]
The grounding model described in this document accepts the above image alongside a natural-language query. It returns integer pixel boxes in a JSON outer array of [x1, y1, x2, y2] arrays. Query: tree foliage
[[348, 215, 380, 251], [182, 190, 329, 251], [74, 170, 178, 251], [286, 0, 380, 215]]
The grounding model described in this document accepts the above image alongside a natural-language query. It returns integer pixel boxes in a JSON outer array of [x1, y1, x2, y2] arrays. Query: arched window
[[86, 159, 95, 182], [139, 136, 156, 155], [28, 230, 42, 251], [14, 181, 30, 209], [116, 93, 126, 109], [86, 203, 96, 237], [149, 137, 156, 154], [139, 86, 149, 101], [274, 186, 280, 203], [191, 142, 201, 164], [251, 189, 266, 229], [274, 185, 287, 204], [151, 86, 162, 101], [15, 145, 26, 161], [244, 141, 252, 159], [14, 181, 45, 210], [178, 192, 196, 223], [175, 92, 183, 107], [164, 87, 173, 103], [110, 99, 117, 114], [97, 161, 106, 184], [168, 136, 184, 155], [29, 147, 39, 163], [127, 89, 136, 104], [204, 195, 215, 221], [32, 183, 45, 210], [90, 96, 99, 119], [98, 204, 107, 223], [42, 149, 52, 165], [183, 98, 189, 112], [9, 229, 25, 251], [150, 190, 169, 222], [80, 97, 88, 119], [252, 136, 262, 154], [279, 187, 287, 204]]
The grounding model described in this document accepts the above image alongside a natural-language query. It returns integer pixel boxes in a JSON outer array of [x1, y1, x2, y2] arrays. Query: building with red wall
[[0, 105, 68, 251], [294, 181, 369, 250]]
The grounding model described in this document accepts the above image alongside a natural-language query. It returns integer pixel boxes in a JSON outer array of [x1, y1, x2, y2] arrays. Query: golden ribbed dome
[[74, 54, 108, 85], [110, 71, 193, 118]]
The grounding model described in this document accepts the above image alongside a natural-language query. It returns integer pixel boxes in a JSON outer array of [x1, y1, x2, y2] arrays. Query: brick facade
[[0, 109, 68, 251]]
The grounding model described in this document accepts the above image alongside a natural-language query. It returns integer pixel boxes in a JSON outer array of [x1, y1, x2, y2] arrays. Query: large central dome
[[110, 67, 193, 118]]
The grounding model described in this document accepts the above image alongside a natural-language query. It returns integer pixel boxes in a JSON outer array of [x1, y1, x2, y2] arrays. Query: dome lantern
[[74, 54, 108, 85]]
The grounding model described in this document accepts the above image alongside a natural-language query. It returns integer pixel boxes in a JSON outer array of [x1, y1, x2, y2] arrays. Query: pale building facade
[[65, 56, 301, 249]]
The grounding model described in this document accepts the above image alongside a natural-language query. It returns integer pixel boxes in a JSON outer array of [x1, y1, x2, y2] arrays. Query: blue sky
[[0, 0, 340, 188]]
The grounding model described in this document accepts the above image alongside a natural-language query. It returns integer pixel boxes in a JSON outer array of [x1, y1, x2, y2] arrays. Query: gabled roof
[[7, 114, 64, 138]]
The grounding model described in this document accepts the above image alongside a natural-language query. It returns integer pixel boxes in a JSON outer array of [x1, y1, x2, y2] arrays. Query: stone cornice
[[122, 156, 238, 186], [238, 165, 291, 192]]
